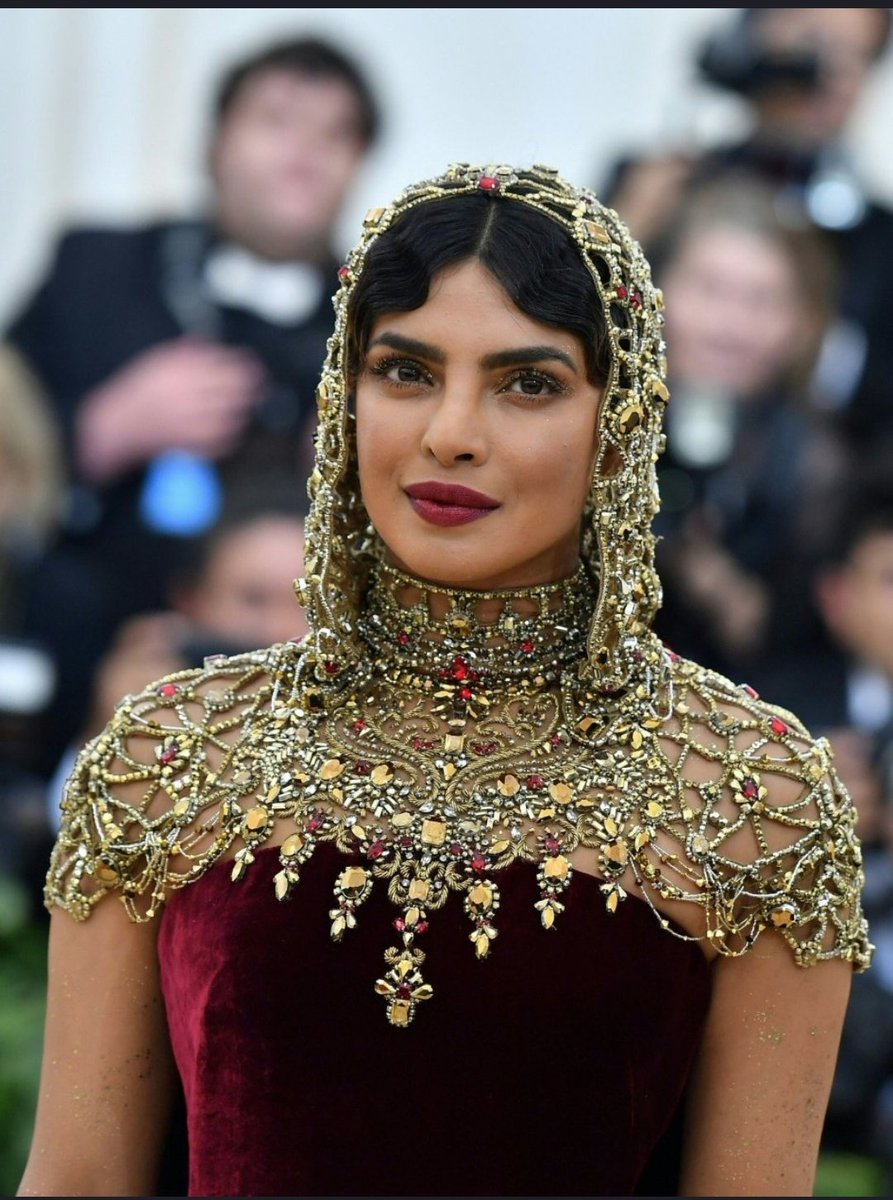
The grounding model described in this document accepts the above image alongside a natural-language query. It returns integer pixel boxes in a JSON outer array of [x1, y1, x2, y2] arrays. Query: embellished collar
[[357, 559, 596, 689]]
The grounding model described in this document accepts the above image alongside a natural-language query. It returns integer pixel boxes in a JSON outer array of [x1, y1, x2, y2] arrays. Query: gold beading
[[45, 164, 872, 1028], [297, 163, 670, 695]]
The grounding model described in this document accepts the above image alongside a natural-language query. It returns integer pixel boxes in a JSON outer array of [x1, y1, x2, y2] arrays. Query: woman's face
[[662, 223, 806, 398], [355, 258, 604, 590]]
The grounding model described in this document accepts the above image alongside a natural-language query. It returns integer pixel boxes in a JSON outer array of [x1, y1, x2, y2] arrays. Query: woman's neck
[[358, 558, 596, 688]]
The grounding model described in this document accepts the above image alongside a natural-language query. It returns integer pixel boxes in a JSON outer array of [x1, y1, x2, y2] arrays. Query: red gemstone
[[616, 285, 628, 300], [449, 842, 463, 856], [630, 290, 643, 310], [451, 657, 470, 681], [459, 687, 473, 702], [158, 683, 179, 698], [478, 175, 500, 193], [353, 718, 367, 732], [471, 852, 487, 872], [521, 641, 534, 655], [324, 660, 340, 674], [397, 631, 410, 646], [354, 760, 371, 775], [400, 836, 413, 849], [550, 734, 562, 747], [368, 840, 386, 859], [416, 920, 429, 934], [393, 917, 405, 932], [545, 835, 560, 853], [338, 265, 351, 280], [307, 815, 323, 832], [160, 747, 178, 765], [741, 683, 760, 699], [474, 742, 496, 756], [527, 774, 545, 790], [770, 717, 789, 737], [742, 778, 759, 800], [396, 982, 412, 999]]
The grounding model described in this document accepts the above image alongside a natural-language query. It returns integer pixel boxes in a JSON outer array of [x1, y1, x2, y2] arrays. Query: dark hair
[[213, 35, 381, 147], [824, 464, 893, 566], [347, 192, 610, 386], [654, 175, 839, 386], [171, 477, 309, 596]]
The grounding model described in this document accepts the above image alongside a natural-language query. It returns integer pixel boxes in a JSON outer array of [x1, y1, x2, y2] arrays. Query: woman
[[651, 178, 848, 679], [21, 163, 871, 1197]]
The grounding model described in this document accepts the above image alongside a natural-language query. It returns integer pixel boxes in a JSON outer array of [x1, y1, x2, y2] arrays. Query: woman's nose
[[420, 386, 489, 466]]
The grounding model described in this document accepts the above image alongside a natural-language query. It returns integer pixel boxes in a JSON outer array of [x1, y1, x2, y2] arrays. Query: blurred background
[[2, 7, 893, 1194]]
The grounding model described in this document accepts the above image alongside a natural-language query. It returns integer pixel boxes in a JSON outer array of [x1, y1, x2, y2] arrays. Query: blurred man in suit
[[2, 34, 381, 772]]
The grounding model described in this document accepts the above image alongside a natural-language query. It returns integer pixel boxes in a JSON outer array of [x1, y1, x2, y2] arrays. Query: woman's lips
[[404, 481, 500, 527]]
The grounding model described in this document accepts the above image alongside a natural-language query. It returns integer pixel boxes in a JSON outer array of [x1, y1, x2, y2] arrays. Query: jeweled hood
[[295, 163, 671, 694]]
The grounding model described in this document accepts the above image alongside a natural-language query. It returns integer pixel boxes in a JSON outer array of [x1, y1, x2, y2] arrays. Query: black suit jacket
[[753, 647, 852, 734], [7, 218, 336, 506]]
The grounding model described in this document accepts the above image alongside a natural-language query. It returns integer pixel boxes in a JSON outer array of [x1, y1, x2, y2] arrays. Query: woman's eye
[[368, 357, 432, 387], [503, 371, 564, 398], [395, 364, 423, 383]]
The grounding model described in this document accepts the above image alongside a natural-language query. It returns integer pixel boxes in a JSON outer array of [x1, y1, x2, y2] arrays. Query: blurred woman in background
[[653, 179, 848, 679]]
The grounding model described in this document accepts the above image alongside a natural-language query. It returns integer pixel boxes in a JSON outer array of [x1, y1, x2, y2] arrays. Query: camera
[[177, 632, 257, 670], [697, 12, 822, 97]]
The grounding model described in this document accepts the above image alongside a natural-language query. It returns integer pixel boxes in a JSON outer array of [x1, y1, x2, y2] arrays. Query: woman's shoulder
[[618, 652, 874, 970], [45, 639, 307, 922]]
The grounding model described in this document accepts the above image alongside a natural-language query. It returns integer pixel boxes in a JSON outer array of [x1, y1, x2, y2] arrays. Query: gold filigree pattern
[[47, 567, 872, 1027], [46, 163, 872, 1027]]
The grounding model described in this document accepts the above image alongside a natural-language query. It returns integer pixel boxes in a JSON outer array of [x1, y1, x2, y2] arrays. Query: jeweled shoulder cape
[[47, 591, 872, 1027]]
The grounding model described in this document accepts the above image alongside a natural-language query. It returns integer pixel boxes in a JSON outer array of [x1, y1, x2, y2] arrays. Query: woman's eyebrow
[[480, 346, 578, 373], [367, 332, 445, 362]]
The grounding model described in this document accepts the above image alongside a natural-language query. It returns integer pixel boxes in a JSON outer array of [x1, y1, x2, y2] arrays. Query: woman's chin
[[384, 550, 504, 590]]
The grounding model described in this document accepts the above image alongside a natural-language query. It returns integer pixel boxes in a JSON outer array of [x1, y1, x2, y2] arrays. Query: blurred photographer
[[602, 8, 893, 449], [652, 178, 847, 680], [3, 34, 380, 773]]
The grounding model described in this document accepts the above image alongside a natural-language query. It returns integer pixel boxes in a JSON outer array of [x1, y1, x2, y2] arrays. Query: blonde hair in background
[[0, 344, 65, 545]]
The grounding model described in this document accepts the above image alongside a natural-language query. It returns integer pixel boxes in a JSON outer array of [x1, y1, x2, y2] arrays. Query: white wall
[[3, 6, 893, 325]]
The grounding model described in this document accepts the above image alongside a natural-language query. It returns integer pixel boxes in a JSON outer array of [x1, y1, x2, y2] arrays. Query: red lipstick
[[404, 481, 500, 527]]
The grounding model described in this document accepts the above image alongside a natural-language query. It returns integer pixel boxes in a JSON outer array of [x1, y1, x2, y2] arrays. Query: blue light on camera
[[139, 451, 222, 536]]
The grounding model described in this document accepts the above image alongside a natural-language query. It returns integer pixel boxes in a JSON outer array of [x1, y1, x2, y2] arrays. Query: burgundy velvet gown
[[158, 840, 713, 1197]]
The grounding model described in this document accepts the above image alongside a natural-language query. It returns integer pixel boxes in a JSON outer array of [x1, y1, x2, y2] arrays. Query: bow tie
[[203, 243, 325, 325]]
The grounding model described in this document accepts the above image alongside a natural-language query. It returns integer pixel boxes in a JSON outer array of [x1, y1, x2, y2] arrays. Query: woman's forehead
[[365, 259, 589, 366]]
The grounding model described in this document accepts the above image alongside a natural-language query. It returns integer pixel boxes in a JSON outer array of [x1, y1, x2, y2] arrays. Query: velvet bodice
[[158, 841, 712, 1197]]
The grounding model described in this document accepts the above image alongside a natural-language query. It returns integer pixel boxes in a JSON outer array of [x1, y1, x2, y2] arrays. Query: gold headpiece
[[297, 163, 671, 692]]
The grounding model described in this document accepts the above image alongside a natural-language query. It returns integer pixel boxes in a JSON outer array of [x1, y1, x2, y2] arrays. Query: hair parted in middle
[[296, 163, 671, 696]]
